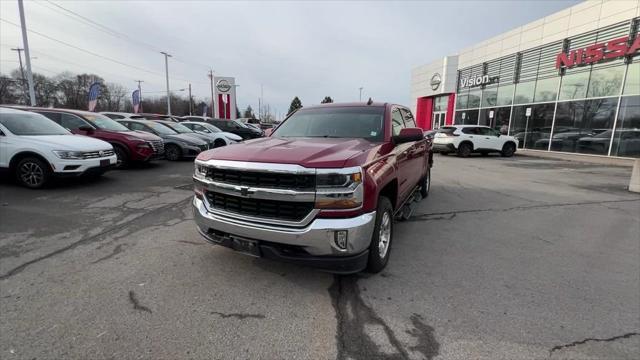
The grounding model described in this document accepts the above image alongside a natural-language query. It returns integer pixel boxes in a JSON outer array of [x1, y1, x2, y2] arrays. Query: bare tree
[[104, 82, 127, 111]]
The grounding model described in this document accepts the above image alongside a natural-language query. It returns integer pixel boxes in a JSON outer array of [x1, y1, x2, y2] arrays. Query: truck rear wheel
[[366, 196, 394, 273]]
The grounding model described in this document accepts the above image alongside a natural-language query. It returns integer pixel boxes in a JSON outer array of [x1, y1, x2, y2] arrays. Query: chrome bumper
[[192, 196, 376, 256]]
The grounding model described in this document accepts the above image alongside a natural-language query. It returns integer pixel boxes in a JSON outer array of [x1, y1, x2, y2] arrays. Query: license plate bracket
[[230, 236, 261, 257], [100, 159, 110, 167]]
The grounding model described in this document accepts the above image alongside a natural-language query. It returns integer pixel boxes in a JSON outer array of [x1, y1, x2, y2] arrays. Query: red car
[[192, 102, 432, 274], [18, 107, 164, 167]]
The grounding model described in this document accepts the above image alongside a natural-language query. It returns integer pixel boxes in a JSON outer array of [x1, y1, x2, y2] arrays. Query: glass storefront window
[[534, 77, 559, 103], [496, 84, 514, 106], [433, 96, 448, 112], [456, 90, 469, 109], [559, 70, 590, 100], [467, 90, 481, 108], [481, 87, 497, 107], [509, 104, 554, 149], [455, 110, 479, 125], [514, 81, 535, 104], [611, 95, 640, 157], [586, 65, 625, 98], [480, 107, 511, 132], [553, 97, 618, 155], [623, 63, 640, 95]]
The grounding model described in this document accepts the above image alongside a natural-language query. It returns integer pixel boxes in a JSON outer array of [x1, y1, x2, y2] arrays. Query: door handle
[[469, 136, 474, 138], [485, 137, 490, 139]]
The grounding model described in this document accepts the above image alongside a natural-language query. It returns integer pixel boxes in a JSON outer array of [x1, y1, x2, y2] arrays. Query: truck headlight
[[315, 167, 363, 209], [52, 150, 84, 159], [194, 161, 208, 179]]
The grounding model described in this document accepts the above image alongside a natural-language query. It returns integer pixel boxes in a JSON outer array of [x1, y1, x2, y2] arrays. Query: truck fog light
[[334, 230, 348, 250]]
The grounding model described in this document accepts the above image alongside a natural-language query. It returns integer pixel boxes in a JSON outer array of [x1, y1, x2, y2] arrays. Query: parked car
[[180, 121, 242, 146], [433, 125, 518, 157], [100, 112, 147, 120], [207, 118, 263, 140], [180, 115, 211, 122], [577, 129, 640, 156], [533, 130, 594, 152], [192, 102, 432, 274], [0, 108, 117, 188], [151, 120, 217, 148], [117, 119, 208, 161], [16, 107, 164, 167]]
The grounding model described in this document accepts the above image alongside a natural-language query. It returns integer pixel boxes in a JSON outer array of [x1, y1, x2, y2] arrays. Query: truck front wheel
[[366, 196, 394, 273]]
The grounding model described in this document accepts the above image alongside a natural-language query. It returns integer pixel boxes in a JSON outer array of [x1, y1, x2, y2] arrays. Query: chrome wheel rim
[[378, 211, 391, 258], [19, 161, 44, 186], [114, 148, 124, 167]]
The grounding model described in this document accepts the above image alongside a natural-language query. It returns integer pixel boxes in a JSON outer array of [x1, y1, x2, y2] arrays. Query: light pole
[[188, 83, 192, 116], [359, 87, 363, 102], [160, 51, 172, 115], [208, 69, 215, 118], [17, 0, 36, 106]]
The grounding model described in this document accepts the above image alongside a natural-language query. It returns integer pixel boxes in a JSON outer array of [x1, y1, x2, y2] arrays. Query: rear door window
[[462, 127, 479, 135]]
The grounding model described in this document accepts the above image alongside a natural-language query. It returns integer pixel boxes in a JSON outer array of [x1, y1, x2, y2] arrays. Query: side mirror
[[78, 125, 94, 133], [393, 128, 424, 144]]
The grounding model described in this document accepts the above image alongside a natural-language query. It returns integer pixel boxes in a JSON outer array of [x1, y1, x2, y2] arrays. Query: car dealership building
[[411, 0, 640, 158]]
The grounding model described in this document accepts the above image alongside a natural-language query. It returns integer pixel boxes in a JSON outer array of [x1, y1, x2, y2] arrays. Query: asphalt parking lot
[[1, 155, 639, 360]]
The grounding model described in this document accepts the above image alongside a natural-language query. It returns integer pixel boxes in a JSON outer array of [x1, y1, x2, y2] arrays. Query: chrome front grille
[[205, 191, 314, 222], [83, 150, 115, 159], [149, 140, 165, 154], [197, 160, 317, 224]]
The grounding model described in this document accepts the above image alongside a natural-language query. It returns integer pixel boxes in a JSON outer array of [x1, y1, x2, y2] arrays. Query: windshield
[[84, 114, 130, 131], [201, 123, 221, 133], [233, 120, 248, 128], [272, 107, 384, 141], [0, 111, 70, 135], [145, 121, 177, 135], [162, 122, 193, 134]]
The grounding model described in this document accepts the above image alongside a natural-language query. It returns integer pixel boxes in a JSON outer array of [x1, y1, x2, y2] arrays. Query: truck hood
[[21, 134, 112, 151], [198, 136, 378, 168]]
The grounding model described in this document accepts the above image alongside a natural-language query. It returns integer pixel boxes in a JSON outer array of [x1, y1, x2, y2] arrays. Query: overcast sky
[[1, 0, 579, 117]]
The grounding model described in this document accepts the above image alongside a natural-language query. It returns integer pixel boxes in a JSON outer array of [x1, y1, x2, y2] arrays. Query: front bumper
[[52, 155, 117, 175], [192, 196, 376, 271]]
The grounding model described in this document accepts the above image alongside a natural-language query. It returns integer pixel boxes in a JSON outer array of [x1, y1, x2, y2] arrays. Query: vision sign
[[459, 74, 498, 88], [555, 36, 640, 69]]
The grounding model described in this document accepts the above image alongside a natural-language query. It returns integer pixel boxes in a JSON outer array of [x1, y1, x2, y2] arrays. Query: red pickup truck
[[193, 102, 432, 273]]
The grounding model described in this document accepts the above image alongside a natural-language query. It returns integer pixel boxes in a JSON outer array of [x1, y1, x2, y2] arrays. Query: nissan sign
[[430, 73, 442, 91], [216, 79, 232, 93], [556, 36, 640, 69]]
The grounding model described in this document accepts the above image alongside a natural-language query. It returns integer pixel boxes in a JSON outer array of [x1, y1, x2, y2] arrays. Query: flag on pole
[[87, 82, 101, 112], [132, 90, 140, 113]]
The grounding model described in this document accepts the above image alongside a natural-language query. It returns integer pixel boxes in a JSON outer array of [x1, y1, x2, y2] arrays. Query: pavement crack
[[549, 332, 639, 355], [91, 244, 125, 264], [0, 197, 192, 281], [330, 275, 438, 360], [409, 199, 640, 222], [210, 311, 265, 320], [128, 290, 152, 314]]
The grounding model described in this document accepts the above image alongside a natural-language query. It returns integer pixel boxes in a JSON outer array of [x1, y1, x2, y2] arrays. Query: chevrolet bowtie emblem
[[238, 186, 253, 197]]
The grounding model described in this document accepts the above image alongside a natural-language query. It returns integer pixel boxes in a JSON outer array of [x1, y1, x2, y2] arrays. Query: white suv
[[0, 108, 117, 188], [433, 125, 518, 157]]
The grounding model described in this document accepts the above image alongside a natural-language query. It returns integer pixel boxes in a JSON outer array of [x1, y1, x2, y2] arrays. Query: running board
[[394, 186, 422, 221]]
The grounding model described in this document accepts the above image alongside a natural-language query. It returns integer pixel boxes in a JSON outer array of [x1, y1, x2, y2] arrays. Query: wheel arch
[[458, 140, 474, 150], [9, 151, 52, 171], [377, 179, 398, 211]]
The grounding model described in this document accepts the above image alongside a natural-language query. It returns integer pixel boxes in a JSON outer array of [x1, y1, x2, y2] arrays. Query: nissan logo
[[216, 79, 232, 93], [430, 73, 441, 91]]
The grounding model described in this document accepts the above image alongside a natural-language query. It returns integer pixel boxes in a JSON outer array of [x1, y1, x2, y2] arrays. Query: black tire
[[366, 196, 394, 273], [15, 157, 51, 189], [457, 142, 472, 157], [420, 167, 431, 198], [213, 139, 226, 148], [113, 145, 129, 168], [501, 142, 516, 157], [165, 144, 181, 161]]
